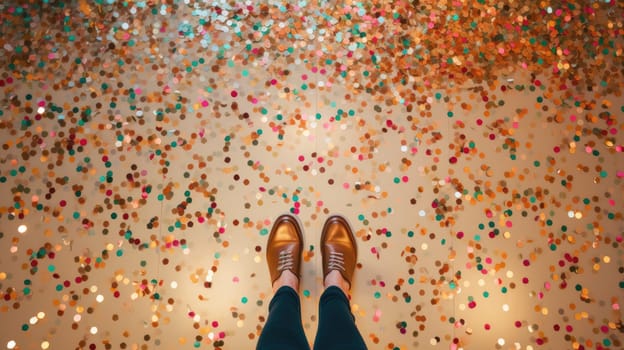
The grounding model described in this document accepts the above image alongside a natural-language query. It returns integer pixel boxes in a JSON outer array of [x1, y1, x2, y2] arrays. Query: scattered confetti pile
[[0, 0, 622, 349]]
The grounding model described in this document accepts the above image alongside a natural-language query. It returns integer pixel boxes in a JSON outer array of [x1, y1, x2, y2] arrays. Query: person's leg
[[256, 285, 310, 350], [314, 216, 368, 350], [258, 214, 309, 350], [313, 283, 367, 350]]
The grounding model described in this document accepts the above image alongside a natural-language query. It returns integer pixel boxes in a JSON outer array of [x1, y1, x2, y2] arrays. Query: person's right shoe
[[321, 215, 357, 288]]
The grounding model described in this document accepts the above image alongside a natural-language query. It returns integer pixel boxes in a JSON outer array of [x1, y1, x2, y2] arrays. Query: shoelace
[[326, 251, 345, 271], [277, 249, 294, 272]]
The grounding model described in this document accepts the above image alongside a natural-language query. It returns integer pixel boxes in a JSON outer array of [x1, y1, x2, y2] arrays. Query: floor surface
[[0, 1, 623, 349]]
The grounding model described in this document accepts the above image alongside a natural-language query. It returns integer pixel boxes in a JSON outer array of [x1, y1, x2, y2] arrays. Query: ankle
[[323, 270, 350, 295], [272, 270, 299, 293]]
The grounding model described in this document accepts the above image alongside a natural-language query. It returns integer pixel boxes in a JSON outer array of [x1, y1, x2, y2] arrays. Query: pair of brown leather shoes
[[266, 214, 357, 288]]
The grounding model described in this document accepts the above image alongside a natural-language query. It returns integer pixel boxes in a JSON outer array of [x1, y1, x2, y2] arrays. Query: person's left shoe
[[266, 214, 304, 285]]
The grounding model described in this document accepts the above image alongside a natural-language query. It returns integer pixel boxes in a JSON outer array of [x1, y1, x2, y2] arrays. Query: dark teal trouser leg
[[256, 286, 311, 350], [313, 286, 368, 350]]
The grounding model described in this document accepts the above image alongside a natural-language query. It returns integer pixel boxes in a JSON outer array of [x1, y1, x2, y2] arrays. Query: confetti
[[0, 1, 622, 349]]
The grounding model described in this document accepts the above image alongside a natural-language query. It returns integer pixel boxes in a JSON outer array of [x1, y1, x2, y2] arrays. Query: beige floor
[[0, 1, 623, 350]]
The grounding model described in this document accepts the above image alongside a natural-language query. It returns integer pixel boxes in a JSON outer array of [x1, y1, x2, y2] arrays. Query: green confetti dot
[[374, 291, 381, 299], [116, 249, 123, 257]]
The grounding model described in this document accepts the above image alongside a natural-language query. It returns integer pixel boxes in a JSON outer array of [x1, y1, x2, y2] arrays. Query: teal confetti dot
[[241, 297, 248, 304], [116, 249, 123, 257], [374, 291, 381, 299], [303, 289, 310, 297], [260, 228, 269, 236]]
